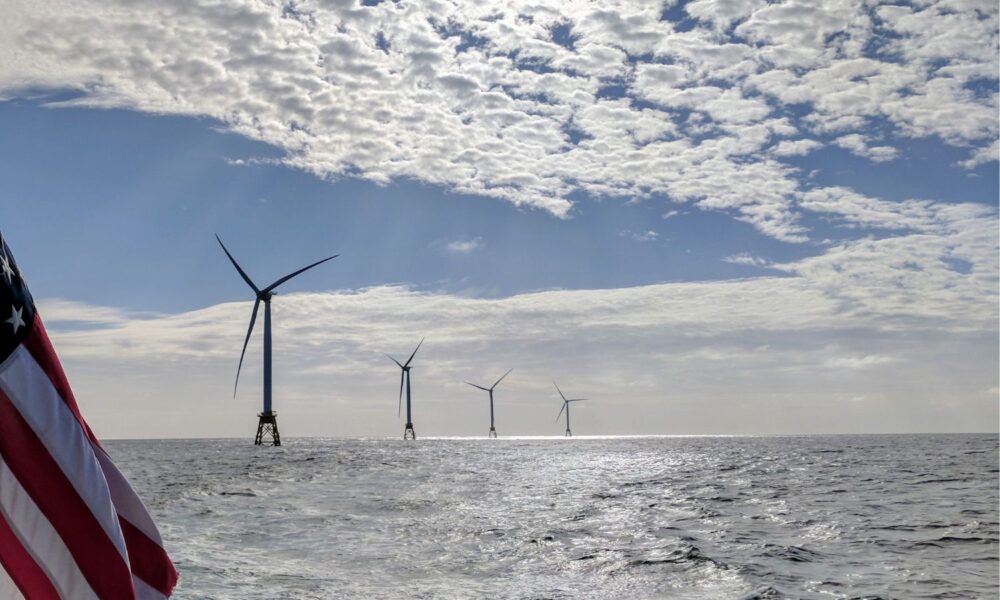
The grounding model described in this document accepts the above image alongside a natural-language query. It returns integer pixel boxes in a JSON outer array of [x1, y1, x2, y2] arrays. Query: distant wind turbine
[[465, 368, 512, 438], [217, 234, 338, 446], [554, 382, 586, 437], [385, 338, 423, 440]]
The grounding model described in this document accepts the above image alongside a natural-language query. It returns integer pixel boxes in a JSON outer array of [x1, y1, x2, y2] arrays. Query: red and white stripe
[[0, 318, 178, 599]]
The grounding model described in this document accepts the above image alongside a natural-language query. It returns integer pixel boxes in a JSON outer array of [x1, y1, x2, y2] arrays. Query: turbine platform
[[565, 429, 572, 437], [488, 427, 497, 439], [403, 423, 416, 440], [255, 411, 281, 446]]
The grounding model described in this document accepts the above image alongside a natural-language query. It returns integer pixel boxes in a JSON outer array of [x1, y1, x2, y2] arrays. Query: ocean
[[107, 434, 999, 599]]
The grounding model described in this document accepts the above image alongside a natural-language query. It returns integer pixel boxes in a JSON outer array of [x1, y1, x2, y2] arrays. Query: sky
[[0, 0, 996, 439]]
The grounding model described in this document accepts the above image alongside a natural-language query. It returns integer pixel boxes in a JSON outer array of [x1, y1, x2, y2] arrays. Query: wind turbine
[[554, 382, 586, 437], [465, 368, 512, 438], [385, 338, 423, 440], [217, 234, 338, 446]]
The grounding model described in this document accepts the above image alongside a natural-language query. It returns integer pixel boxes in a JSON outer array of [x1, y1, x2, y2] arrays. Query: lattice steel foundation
[[255, 412, 281, 446]]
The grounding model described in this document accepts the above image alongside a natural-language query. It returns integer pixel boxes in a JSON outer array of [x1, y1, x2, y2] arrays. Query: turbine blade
[[466, 382, 489, 392], [556, 401, 566, 422], [263, 254, 339, 293], [569, 398, 587, 402], [553, 381, 567, 402], [383, 353, 404, 369], [233, 298, 261, 397], [490, 368, 513, 390], [403, 337, 424, 368], [398, 371, 404, 418], [216, 235, 260, 294]]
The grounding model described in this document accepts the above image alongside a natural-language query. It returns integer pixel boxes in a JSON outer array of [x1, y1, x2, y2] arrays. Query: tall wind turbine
[[217, 234, 338, 446], [385, 338, 423, 440], [554, 382, 586, 437], [465, 368, 512, 438]]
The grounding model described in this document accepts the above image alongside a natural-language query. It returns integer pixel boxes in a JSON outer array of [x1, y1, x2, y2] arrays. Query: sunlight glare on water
[[108, 435, 999, 600]]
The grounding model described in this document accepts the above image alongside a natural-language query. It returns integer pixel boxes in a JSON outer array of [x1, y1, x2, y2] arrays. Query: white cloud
[[0, 0, 992, 244], [833, 133, 898, 162], [35, 299, 134, 326], [620, 229, 658, 242], [684, 0, 767, 31], [778, 194, 998, 327], [723, 253, 770, 267], [825, 354, 895, 369], [444, 237, 484, 254], [771, 138, 823, 157], [959, 139, 999, 170], [799, 186, 994, 234]]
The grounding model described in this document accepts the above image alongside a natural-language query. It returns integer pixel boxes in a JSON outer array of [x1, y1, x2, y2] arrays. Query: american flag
[[0, 233, 178, 599]]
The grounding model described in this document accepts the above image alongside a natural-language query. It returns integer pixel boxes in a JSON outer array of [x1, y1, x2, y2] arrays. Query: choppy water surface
[[108, 435, 998, 599]]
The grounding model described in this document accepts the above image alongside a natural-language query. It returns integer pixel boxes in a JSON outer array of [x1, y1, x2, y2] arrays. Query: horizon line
[[102, 432, 1000, 442]]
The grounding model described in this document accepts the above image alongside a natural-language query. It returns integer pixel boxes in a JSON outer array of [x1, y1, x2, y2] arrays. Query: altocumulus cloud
[[0, 0, 995, 242]]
